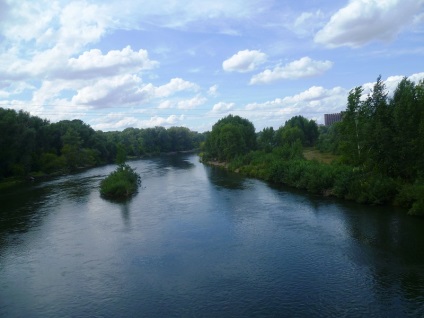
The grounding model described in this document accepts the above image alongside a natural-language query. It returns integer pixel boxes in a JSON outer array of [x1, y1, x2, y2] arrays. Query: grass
[[303, 147, 339, 164]]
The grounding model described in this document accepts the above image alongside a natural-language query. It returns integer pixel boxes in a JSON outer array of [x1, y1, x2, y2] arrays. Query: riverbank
[[202, 152, 423, 216]]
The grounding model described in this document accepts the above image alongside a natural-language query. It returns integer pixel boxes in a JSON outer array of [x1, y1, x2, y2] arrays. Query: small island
[[100, 163, 141, 199]]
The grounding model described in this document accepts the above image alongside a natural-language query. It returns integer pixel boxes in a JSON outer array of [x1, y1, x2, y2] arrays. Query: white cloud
[[143, 114, 185, 127], [66, 46, 158, 79], [361, 73, 424, 98], [71, 74, 145, 107], [153, 78, 200, 98], [57, 1, 110, 50], [177, 95, 207, 109], [409, 72, 424, 83], [0, 81, 34, 98], [222, 49, 267, 73], [211, 102, 235, 113], [91, 113, 185, 131], [291, 10, 325, 37], [208, 84, 219, 97], [111, 0, 266, 30], [244, 85, 348, 126], [315, 0, 424, 48], [158, 100, 173, 109], [250, 57, 333, 85]]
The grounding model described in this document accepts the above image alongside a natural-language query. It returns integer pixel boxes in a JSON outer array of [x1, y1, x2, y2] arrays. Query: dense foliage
[[203, 115, 256, 161], [100, 163, 141, 199], [338, 76, 424, 180], [203, 77, 424, 216], [0, 108, 204, 180]]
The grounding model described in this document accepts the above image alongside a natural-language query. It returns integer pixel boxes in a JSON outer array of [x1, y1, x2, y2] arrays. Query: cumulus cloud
[[222, 49, 267, 73], [177, 95, 207, 109], [66, 46, 158, 79], [361, 72, 424, 98], [250, 57, 333, 85], [71, 74, 145, 107], [315, 0, 424, 48], [152, 78, 200, 98], [92, 113, 185, 131], [211, 102, 235, 113], [244, 85, 348, 126], [68, 76, 200, 108]]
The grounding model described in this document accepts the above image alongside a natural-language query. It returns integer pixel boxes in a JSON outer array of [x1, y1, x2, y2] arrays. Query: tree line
[[319, 76, 424, 181], [202, 76, 424, 215], [0, 108, 204, 179]]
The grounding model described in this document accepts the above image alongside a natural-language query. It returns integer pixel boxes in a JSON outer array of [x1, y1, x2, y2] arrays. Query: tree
[[276, 126, 305, 147], [283, 115, 318, 147], [61, 128, 82, 170], [340, 86, 364, 165], [204, 115, 256, 161], [390, 78, 421, 179], [257, 127, 275, 152], [367, 76, 394, 174]]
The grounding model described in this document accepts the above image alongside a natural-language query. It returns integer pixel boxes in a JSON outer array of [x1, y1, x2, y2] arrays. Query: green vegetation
[[2, 75, 423, 215], [303, 148, 338, 164], [203, 115, 256, 161], [203, 76, 424, 216], [0, 108, 204, 182], [100, 163, 141, 199]]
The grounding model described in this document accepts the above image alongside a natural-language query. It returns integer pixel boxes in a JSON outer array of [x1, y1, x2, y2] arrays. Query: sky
[[0, 0, 423, 132]]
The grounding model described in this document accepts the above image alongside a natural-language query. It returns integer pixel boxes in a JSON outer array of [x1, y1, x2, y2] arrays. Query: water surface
[[1, 154, 423, 317]]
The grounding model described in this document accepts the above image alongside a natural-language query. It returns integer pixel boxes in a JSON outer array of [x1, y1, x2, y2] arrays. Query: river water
[[0, 154, 423, 317]]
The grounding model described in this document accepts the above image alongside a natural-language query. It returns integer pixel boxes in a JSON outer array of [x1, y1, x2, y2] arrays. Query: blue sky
[[0, 0, 423, 132]]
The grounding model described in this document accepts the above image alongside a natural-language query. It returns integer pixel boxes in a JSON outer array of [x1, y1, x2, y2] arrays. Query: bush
[[100, 163, 141, 199], [395, 183, 424, 216]]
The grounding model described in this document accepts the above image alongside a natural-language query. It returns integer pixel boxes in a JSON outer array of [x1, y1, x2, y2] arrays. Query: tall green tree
[[367, 76, 394, 174], [391, 78, 418, 178], [61, 128, 83, 170], [204, 115, 256, 161], [283, 115, 319, 147], [257, 127, 275, 152], [340, 86, 364, 165]]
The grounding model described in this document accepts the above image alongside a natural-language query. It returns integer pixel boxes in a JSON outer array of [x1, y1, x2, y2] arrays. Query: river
[[0, 154, 423, 317]]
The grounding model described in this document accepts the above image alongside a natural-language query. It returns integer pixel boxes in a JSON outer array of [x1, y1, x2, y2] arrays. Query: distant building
[[324, 113, 343, 126]]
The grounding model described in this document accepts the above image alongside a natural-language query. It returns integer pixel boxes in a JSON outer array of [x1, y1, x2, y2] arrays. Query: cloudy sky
[[1, 0, 423, 132]]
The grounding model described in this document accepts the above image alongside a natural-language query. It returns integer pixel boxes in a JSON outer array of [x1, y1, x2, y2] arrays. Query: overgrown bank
[[203, 150, 423, 216], [201, 76, 424, 216]]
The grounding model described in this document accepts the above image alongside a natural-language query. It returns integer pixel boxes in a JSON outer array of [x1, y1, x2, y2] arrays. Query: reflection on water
[[1, 154, 424, 317], [207, 166, 248, 190]]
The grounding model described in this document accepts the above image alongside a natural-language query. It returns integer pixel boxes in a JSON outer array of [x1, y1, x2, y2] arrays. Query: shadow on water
[[156, 153, 195, 170], [100, 193, 135, 229], [339, 204, 424, 313], [0, 182, 51, 236], [120, 202, 131, 228], [206, 166, 248, 190], [59, 176, 103, 202], [0, 173, 103, 248]]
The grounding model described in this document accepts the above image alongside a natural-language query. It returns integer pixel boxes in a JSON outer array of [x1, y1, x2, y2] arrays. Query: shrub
[[100, 163, 141, 199], [395, 183, 424, 216]]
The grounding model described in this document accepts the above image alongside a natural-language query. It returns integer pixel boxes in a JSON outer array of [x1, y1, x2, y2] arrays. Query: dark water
[[1, 154, 423, 317]]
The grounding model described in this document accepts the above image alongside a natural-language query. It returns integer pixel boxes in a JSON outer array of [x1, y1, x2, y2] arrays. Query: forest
[[0, 110, 204, 180], [201, 76, 424, 215]]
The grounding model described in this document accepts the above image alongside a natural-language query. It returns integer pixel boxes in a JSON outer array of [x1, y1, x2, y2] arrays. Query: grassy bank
[[204, 149, 423, 216]]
